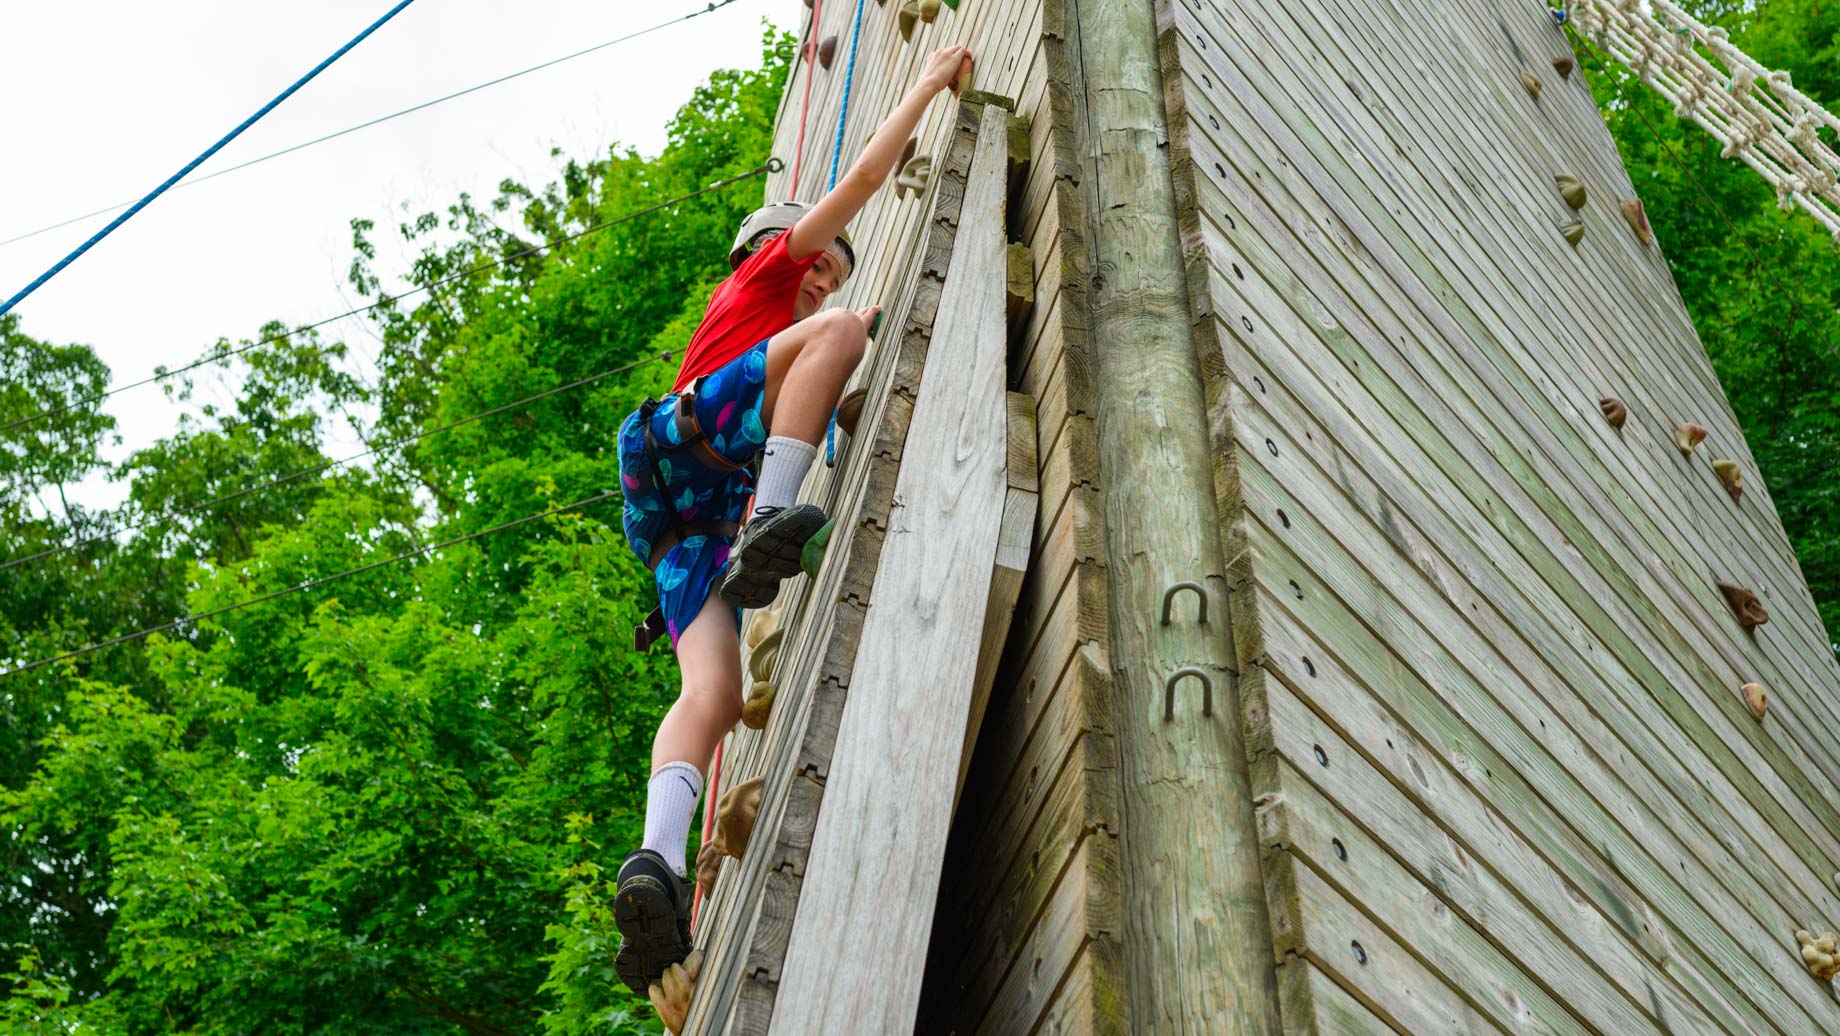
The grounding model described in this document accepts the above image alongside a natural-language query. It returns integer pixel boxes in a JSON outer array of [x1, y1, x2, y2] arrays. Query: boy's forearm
[[847, 86, 936, 189]]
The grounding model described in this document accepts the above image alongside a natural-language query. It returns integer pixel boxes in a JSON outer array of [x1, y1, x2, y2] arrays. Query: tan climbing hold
[[1713, 459, 1743, 502], [1675, 421, 1708, 455], [711, 776, 764, 860], [1717, 581, 1770, 631], [1620, 198, 1653, 245], [1560, 219, 1584, 247], [747, 627, 784, 683], [1553, 56, 1574, 78], [919, 0, 942, 22], [898, 0, 919, 41], [894, 137, 919, 198], [836, 387, 869, 436], [744, 606, 780, 651], [1797, 930, 1839, 982], [741, 679, 777, 730], [1522, 71, 1543, 99], [1741, 682, 1768, 721], [897, 154, 933, 195], [695, 841, 722, 901], [648, 949, 704, 1033], [955, 61, 973, 95], [1555, 175, 1587, 210], [1599, 397, 1628, 429]]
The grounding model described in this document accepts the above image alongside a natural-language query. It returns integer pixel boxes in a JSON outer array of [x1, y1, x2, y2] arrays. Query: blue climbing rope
[[824, 0, 868, 465], [827, 0, 868, 191], [0, 0, 419, 317]]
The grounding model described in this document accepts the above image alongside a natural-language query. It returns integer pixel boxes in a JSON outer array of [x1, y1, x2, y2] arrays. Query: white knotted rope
[[1569, 0, 1840, 240]]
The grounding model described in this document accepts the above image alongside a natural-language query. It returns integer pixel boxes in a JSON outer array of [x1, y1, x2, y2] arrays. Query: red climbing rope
[[787, 0, 824, 196]]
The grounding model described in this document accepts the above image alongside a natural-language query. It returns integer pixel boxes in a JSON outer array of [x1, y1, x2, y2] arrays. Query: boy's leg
[[718, 311, 867, 607], [616, 595, 742, 994]]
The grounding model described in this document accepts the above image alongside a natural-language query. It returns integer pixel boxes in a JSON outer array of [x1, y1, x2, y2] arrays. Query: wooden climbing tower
[[682, 0, 1840, 1032]]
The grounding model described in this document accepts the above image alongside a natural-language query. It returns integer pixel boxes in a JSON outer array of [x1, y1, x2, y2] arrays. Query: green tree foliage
[[1, 26, 792, 1032], [1578, 0, 1840, 657]]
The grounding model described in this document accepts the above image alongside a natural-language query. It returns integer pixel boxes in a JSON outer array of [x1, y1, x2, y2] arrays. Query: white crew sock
[[641, 760, 704, 876], [752, 436, 818, 515]]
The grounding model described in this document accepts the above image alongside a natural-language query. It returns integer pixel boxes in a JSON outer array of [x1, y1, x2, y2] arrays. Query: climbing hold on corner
[[1713, 459, 1743, 502], [1560, 219, 1584, 247], [1797, 930, 1839, 982], [742, 680, 777, 730], [819, 34, 838, 69], [1599, 397, 1628, 429], [894, 137, 920, 199], [1717, 581, 1770, 631], [748, 627, 785, 683], [897, 154, 934, 195], [745, 606, 780, 650], [1555, 174, 1587, 210], [1621, 198, 1653, 245], [712, 776, 764, 860], [1553, 56, 1574, 78], [649, 950, 704, 1034], [955, 61, 973, 96], [1741, 682, 1768, 721], [1522, 72, 1543, 99], [1675, 421, 1708, 455], [800, 518, 837, 580], [898, 0, 920, 41], [695, 841, 722, 901], [919, 0, 942, 22], [836, 388, 869, 436]]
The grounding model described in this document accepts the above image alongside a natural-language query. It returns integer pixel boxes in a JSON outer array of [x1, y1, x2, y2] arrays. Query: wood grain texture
[[770, 102, 1015, 1034]]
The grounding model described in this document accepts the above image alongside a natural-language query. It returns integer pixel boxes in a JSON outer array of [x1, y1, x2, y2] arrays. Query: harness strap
[[674, 388, 749, 473]]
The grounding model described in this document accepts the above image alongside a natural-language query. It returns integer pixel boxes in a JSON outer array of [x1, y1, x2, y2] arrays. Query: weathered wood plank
[[770, 102, 1015, 1034]]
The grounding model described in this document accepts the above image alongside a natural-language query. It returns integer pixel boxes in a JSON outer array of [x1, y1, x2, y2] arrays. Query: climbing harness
[[631, 385, 752, 652]]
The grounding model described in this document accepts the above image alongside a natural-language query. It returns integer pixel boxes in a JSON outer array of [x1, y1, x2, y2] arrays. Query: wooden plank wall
[[679, 0, 1082, 1032], [1150, 0, 1840, 1032]]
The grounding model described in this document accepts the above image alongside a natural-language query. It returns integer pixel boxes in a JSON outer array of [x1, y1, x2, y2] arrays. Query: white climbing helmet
[[728, 201, 855, 282]]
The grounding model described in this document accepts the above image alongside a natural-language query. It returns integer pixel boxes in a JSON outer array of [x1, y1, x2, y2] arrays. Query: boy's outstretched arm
[[787, 46, 973, 262]]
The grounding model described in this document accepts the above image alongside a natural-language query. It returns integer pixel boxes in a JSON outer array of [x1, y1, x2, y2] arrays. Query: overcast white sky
[[0, 0, 790, 515]]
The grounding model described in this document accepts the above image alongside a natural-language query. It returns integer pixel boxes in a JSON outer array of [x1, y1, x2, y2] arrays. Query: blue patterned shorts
[[618, 339, 772, 648]]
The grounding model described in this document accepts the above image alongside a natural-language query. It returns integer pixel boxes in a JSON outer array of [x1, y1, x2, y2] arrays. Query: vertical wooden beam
[[1061, 0, 1283, 1030], [770, 101, 1015, 1034]]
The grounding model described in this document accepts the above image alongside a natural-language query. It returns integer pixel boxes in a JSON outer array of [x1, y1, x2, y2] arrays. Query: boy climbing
[[610, 44, 975, 997]]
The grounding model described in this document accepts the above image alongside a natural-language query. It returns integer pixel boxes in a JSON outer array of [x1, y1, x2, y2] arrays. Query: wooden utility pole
[[1061, 0, 1282, 1029]]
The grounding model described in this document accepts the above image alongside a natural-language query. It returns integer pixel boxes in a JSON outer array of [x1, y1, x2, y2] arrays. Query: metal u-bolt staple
[[1160, 580, 1209, 625], [1164, 667, 1214, 720]]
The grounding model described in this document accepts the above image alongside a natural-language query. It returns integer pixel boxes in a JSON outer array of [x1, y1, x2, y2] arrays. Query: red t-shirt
[[674, 232, 821, 391]]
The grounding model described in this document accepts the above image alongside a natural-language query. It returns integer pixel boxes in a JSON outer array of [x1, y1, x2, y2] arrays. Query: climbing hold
[[1560, 219, 1584, 247], [897, 154, 934, 195], [648, 950, 704, 1034], [919, 0, 942, 22], [748, 627, 785, 683], [836, 387, 869, 436], [1555, 174, 1587, 210], [818, 34, 838, 69], [1713, 459, 1744, 502], [1797, 930, 1839, 982], [711, 776, 764, 859], [745, 607, 780, 651], [1522, 72, 1543, 99], [1675, 421, 1708, 455], [1553, 56, 1574, 79], [898, 0, 920, 41], [1621, 198, 1653, 245], [894, 138, 919, 198], [800, 518, 837, 580], [1717, 581, 1770, 630], [1599, 397, 1628, 429], [695, 841, 722, 901], [1741, 682, 1768, 721], [955, 61, 973, 96], [868, 309, 885, 340], [742, 679, 777, 730]]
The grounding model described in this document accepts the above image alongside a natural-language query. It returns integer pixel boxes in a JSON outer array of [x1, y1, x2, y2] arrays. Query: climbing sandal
[[719, 504, 828, 609], [613, 849, 694, 996]]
